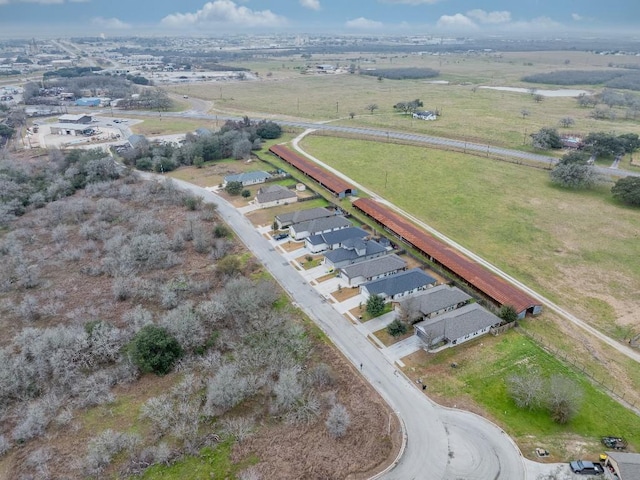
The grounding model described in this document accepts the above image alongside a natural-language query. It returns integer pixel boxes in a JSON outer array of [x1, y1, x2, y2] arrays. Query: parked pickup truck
[[570, 460, 604, 475]]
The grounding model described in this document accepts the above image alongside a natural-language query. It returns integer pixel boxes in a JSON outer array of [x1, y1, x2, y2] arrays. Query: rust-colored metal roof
[[353, 198, 541, 315], [269, 145, 355, 196]]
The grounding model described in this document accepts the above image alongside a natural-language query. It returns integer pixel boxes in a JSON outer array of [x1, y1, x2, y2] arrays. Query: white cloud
[[379, 0, 441, 4], [572, 13, 583, 21], [300, 0, 320, 11], [91, 17, 131, 29], [466, 9, 511, 24], [345, 17, 383, 29], [436, 13, 477, 30], [161, 0, 287, 29]]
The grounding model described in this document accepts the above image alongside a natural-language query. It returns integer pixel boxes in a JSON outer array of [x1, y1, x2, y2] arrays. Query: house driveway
[[359, 310, 398, 334], [384, 335, 424, 364]]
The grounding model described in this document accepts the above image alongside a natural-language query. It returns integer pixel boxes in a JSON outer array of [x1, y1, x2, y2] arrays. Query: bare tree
[[221, 416, 255, 443], [272, 366, 302, 413], [366, 103, 379, 114], [547, 374, 582, 424], [520, 108, 531, 119], [559, 117, 575, 128], [326, 403, 350, 438], [506, 373, 544, 410]]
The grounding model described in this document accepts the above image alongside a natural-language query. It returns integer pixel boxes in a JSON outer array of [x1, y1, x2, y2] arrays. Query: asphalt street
[[141, 172, 565, 480], [128, 109, 640, 180]]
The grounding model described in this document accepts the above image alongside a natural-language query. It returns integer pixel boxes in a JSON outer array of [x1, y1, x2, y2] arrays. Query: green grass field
[[411, 330, 640, 459], [298, 135, 640, 330]]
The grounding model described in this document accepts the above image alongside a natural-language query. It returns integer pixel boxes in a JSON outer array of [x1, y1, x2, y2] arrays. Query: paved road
[[137, 171, 561, 480], [126, 108, 640, 179], [289, 130, 640, 369]]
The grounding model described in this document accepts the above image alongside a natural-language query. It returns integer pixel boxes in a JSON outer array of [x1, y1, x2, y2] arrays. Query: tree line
[[523, 69, 640, 91], [120, 117, 282, 173], [360, 67, 439, 80]]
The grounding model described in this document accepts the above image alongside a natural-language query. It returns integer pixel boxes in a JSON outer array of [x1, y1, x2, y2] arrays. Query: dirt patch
[[280, 240, 305, 252], [231, 342, 400, 480], [373, 327, 413, 347], [332, 286, 361, 302]]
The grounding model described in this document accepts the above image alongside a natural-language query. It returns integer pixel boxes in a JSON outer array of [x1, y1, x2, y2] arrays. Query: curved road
[[289, 129, 640, 366], [127, 107, 640, 180], [137, 171, 564, 480]]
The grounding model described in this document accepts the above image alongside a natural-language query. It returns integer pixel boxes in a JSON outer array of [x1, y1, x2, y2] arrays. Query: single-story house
[[290, 216, 351, 241], [223, 171, 272, 187], [275, 207, 335, 230], [412, 110, 437, 121], [603, 451, 640, 480], [414, 303, 501, 349], [305, 227, 368, 254], [57, 114, 92, 124], [399, 284, 472, 322], [360, 268, 437, 302], [254, 185, 297, 208], [324, 239, 387, 270], [339, 254, 407, 287], [128, 134, 148, 149]]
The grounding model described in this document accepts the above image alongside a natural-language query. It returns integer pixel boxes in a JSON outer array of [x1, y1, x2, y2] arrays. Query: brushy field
[[299, 135, 640, 332], [403, 329, 640, 461], [172, 50, 640, 151]]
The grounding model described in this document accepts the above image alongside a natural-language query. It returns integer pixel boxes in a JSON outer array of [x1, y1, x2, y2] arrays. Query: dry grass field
[[168, 50, 640, 151]]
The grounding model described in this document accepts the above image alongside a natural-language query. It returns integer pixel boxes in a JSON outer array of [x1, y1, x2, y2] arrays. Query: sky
[[0, 0, 638, 38]]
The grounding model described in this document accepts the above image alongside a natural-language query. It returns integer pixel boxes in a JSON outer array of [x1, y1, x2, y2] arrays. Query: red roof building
[[269, 145, 357, 198], [353, 198, 542, 318]]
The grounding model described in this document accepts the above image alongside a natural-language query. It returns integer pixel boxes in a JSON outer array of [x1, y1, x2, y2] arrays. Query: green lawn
[[299, 135, 640, 330], [413, 330, 640, 459], [138, 439, 258, 480]]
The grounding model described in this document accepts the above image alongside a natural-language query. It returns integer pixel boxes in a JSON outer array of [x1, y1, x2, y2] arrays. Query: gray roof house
[[324, 239, 387, 269], [399, 284, 472, 322], [58, 113, 92, 124], [128, 134, 148, 149], [305, 226, 368, 253], [604, 451, 640, 480], [289, 216, 351, 241], [223, 171, 272, 187], [275, 207, 335, 229], [340, 254, 407, 287], [414, 303, 501, 349], [360, 268, 437, 302], [254, 185, 297, 208], [195, 127, 213, 137]]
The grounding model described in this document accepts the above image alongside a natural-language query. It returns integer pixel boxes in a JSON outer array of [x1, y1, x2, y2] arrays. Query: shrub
[[128, 325, 183, 375], [225, 181, 243, 196], [241, 189, 251, 198], [386, 319, 408, 337], [326, 403, 350, 438], [256, 120, 282, 139], [498, 305, 518, 323], [612, 176, 640, 207], [366, 294, 386, 317]]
